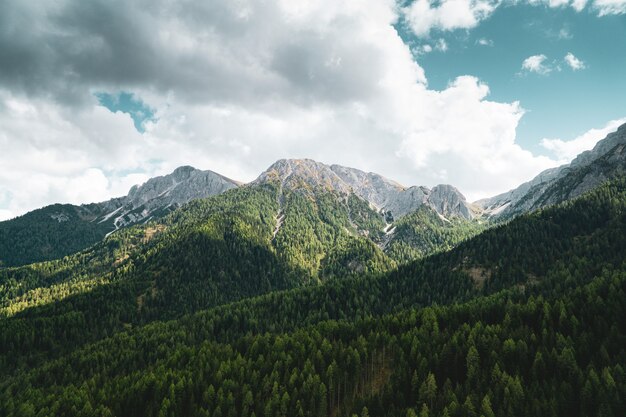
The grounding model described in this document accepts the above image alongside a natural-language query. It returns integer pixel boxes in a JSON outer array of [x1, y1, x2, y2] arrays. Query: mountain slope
[[384, 205, 484, 262], [0, 204, 114, 268], [104, 166, 240, 230], [0, 178, 399, 371], [256, 159, 485, 263], [479, 122, 626, 218], [0, 159, 486, 366], [0, 166, 239, 267], [1, 158, 484, 269], [257, 158, 478, 220], [2, 176, 626, 417]]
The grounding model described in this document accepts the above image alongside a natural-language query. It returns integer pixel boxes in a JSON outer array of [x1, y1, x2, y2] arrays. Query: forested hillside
[[0, 181, 397, 373], [0, 204, 114, 267], [0, 166, 239, 268], [1, 176, 626, 416], [385, 205, 484, 263]]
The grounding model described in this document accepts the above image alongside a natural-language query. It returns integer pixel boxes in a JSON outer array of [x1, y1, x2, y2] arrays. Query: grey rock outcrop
[[428, 184, 473, 219], [87, 166, 239, 231], [254, 159, 477, 220], [477, 122, 626, 218]]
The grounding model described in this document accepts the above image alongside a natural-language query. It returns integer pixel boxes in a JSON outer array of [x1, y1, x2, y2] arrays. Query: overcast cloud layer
[[0, 0, 622, 220]]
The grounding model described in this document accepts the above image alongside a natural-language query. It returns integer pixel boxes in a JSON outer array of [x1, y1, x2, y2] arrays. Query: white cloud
[[435, 38, 449, 51], [0, 210, 12, 222], [527, 0, 625, 14], [547, 0, 571, 7], [521, 54, 552, 75], [402, 0, 499, 37], [0, 0, 567, 217], [593, 0, 626, 15], [571, 0, 588, 12], [519, 53, 586, 76], [400, 0, 623, 23], [415, 44, 434, 55], [477, 38, 494, 46], [0, 89, 155, 217], [564, 52, 585, 70], [541, 118, 626, 163], [558, 27, 574, 39], [413, 39, 447, 55]]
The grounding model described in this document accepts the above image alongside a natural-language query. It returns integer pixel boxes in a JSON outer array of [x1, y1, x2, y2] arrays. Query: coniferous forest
[[1, 174, 626, 416], [2, 0, 626, 415]]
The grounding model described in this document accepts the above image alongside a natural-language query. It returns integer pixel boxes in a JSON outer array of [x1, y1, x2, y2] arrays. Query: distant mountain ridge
[[2, 159, 480, 268], [0, 167, 239, 267], [255, 158, 478, 220], [478, 122, 626, 218], [91, 165, 239, 234], [3, 121, 626, 267]]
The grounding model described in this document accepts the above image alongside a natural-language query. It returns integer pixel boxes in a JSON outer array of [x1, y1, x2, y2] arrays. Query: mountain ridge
[[254, 158, 478, 220], [0, 166, 239, 267], [3, 171, 626, 417], [478, 122, 626, 218], [3, 121, 626, 267], [94, 165, 240, 233]]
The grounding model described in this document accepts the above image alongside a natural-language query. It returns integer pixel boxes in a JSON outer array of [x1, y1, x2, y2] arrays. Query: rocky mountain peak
[[172, 165, 198, 179], [478, 122, 626, 218], [255, 159, 351, 194], [427, 184, 473, 219], [255, 159, 476, 220], [94, 166, 239, 233]]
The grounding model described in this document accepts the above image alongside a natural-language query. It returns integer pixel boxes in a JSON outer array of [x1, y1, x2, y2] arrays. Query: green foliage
[[0, 204, 113, 267], [385, 205, 484, 262], [2, 178, 626, 416], [0, 183, 398, 372], [272, 189, 394, 280]]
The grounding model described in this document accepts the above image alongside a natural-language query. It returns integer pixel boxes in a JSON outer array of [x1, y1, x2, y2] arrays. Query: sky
[[0, 0, 625, 220]]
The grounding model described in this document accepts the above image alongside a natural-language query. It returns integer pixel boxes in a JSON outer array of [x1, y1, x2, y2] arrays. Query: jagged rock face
[[255, 159, 476, 220], [384, 186, 430, 219], [428, 184, 473, 219], [328, 164, 434, 217], [329, 164, 404, 206], [254, 159, 352, 195], [476, 167, 563, 217], [478, 122, 626, 218], [91, 166, 239, 230], [125, 166, 238, 211]]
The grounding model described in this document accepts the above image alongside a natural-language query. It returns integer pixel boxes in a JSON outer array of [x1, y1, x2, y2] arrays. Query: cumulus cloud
[[400, 0, 624, 38], [519, 53, 586, 77], [527, 0, 626, 13], [476, 38, 494, 46], [413, 44, 434, 55], [402, 0, 499, 37], [400, 0, 624, 34], [564, 52, 586, 70], [593, 0, 626, 14], [541, 118, 626, 163], [520, 54, 552, 75], [0, 89, 152, 219], [435, 38, 449, 51], [0, 0, 567, 218]]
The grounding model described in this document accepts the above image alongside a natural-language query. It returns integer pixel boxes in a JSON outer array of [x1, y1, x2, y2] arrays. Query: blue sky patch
[[95, 92, 156, 133], [396, 3, 626, 154]]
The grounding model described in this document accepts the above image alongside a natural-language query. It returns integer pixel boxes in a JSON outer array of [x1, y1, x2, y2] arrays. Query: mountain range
[[1, 123, 626, 417], [478, 122, 626, 218], [0, 166, 238, 267], [2, 122, 625, 268]]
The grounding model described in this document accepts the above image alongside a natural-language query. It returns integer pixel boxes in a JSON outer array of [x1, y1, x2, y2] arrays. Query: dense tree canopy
[[2, 178, 626, 416], [0, 204, 113, 267]]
